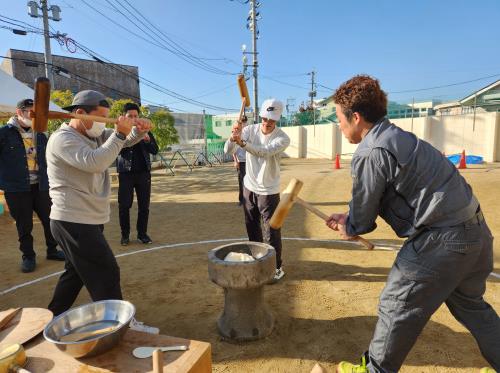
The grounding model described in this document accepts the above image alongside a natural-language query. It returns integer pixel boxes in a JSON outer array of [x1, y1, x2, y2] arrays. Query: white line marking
[[1, 237, 498, 296]]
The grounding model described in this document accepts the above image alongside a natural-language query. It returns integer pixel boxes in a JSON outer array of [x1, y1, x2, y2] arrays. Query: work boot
[[21, 256, 36, 273], [337, 352, 368, 373]]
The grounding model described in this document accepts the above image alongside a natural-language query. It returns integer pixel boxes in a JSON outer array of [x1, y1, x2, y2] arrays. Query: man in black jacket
[[117, 103, 159, 245], [0, 99, 64, 272]]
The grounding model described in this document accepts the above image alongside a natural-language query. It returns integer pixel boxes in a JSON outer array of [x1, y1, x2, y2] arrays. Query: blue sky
[[1, 0, 499, 114]]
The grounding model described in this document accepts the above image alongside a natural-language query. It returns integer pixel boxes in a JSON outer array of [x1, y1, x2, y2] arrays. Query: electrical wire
[[0, 18, 238, 112]]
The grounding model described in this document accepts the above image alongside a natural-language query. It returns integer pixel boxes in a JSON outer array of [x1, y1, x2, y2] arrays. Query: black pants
[[118, 171, 151, 238], [4, 184, 58, 259], [243, 186, 283, 268], [237, 162, 246, 204], [48, 220, 122, 316]]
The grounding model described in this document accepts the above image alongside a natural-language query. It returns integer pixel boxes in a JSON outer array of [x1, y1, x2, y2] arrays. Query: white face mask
[[85, 122, 106, 138], [21, 117, 32, 127]]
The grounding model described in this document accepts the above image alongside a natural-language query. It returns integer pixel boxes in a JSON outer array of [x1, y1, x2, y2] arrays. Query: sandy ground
[[0, 158, 499, 372]]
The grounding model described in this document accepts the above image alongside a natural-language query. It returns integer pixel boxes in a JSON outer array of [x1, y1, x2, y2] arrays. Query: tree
[[109, 99, 153, 118], [149, 110, 178, 150], [48, 90, 74, 134]]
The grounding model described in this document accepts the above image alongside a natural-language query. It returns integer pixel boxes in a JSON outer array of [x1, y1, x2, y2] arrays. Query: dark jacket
[[0, 117, 49, 192], [116, 131, 159, 173], [346, 118, 478, 238]]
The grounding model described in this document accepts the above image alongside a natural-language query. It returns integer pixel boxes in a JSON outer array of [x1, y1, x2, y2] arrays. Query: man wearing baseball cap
[[0, 98, 64, 273], [224, 98, 290, 282], [46, 90, 159, 333]]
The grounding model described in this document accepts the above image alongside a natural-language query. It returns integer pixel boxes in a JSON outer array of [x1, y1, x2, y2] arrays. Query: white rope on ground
[[1, 237, 498, 296]]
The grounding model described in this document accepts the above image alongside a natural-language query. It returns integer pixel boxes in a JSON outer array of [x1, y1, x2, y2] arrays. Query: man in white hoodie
[[224, 99, 290, 282]]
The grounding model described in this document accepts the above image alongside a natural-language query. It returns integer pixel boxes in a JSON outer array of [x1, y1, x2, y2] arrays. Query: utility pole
[[203, 109, 208, 160], [41, 0, 53, 84], [308, 70, 317, 126], [247, 0, 260, 123], [28, 0, 62, 85]]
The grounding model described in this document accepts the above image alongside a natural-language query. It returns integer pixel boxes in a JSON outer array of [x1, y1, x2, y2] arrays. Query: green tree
[[48, 90, 74, 134], [150, 110, 179, 150]]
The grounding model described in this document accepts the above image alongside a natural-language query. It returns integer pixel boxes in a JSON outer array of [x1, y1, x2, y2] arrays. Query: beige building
[[434, 80, 500, 116]]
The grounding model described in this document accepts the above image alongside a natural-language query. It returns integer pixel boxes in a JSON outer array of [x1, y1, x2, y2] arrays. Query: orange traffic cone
[[334, 154, 341, 169], [458, 150, 467, 169]]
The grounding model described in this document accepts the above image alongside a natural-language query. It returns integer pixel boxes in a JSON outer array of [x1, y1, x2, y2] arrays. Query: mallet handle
[[238, 98, 246, 123], [46, 111, 119, 124], [295, 197, 375, 250]]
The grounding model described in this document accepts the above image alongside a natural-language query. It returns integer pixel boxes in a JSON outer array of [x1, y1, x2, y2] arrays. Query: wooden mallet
[[30, 77, 124, 134], [237, 74, 251, 124], [270, 178, 375, 250]]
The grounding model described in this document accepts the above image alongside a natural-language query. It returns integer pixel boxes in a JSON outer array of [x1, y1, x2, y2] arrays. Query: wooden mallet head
[[270, 178, 304, 229], [237, 74, 251, 123], [237, 74, 251, 108], [32, 77, 50, 133]]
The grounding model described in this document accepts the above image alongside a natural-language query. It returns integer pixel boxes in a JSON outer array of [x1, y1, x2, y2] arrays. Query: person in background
[[233, 114, 248, 206], [0, 98, 64, 273], [117, 102, 159, 246]]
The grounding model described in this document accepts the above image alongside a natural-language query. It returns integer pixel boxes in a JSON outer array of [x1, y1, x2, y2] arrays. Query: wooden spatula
[[0, 308, 21, 331], [59, 326, 118, 342]]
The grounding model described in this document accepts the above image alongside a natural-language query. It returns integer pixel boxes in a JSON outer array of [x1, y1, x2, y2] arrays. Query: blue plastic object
[[446, 154, 483, 165], [0, 203, 4, 215]]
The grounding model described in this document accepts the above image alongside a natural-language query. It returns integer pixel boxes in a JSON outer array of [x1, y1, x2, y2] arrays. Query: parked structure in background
[[212, 113, 255, 138], [434, 80, 500, 115], [1, 49, 140, 101]]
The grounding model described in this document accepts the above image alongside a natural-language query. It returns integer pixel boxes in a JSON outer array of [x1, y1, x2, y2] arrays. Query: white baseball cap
[[259, 98, 283, 121]]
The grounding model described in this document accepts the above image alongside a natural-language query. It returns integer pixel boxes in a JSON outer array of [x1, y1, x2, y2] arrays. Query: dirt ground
[[1, 158, 499, 373]]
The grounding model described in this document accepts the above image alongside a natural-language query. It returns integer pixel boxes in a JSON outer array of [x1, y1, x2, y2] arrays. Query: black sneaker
[[21, 257, 36, 273], [46, 250, 65, 261], [121, 236, 130, 246], [138, 234, 153, 244]]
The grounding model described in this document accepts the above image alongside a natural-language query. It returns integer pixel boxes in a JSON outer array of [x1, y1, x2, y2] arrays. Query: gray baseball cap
[[62, 90, 110, 111]]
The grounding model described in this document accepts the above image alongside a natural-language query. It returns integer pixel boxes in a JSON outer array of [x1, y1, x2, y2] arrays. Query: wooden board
[[24, 329, 211, 373], [0, 308, 53, 348]]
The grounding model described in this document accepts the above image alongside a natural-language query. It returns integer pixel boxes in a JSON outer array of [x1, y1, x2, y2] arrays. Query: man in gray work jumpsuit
[[328, 75, 500, 373]]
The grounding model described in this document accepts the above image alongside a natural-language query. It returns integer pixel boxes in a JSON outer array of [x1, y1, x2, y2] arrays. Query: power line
[[261, 75, 309, 90], [0, 55, 181, 110], [0, 18, 238, 112], [77, 0, 237, 76], [388, 73, 500, 94], [120, 0, 233, 63]]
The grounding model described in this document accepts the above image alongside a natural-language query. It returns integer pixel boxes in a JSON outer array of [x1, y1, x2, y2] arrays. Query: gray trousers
[[368, 213, 500, 372]]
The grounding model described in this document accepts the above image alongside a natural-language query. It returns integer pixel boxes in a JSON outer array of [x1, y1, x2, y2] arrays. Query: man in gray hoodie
[[46, 90, 158, 333]]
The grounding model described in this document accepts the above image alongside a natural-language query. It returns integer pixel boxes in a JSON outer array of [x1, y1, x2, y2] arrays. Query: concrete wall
[[279, 112, 500, 162], [281, 126, 305, 158], [427, 112, 499, 162], [303, 124, 338, 159]]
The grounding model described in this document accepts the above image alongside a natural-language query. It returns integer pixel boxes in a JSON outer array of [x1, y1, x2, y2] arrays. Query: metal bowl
[[43, 300, 135, 358]]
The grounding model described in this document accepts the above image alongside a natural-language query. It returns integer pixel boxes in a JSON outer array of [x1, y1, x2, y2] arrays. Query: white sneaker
[[272, 267, 285, 283], [129, 318, 159, 334]]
